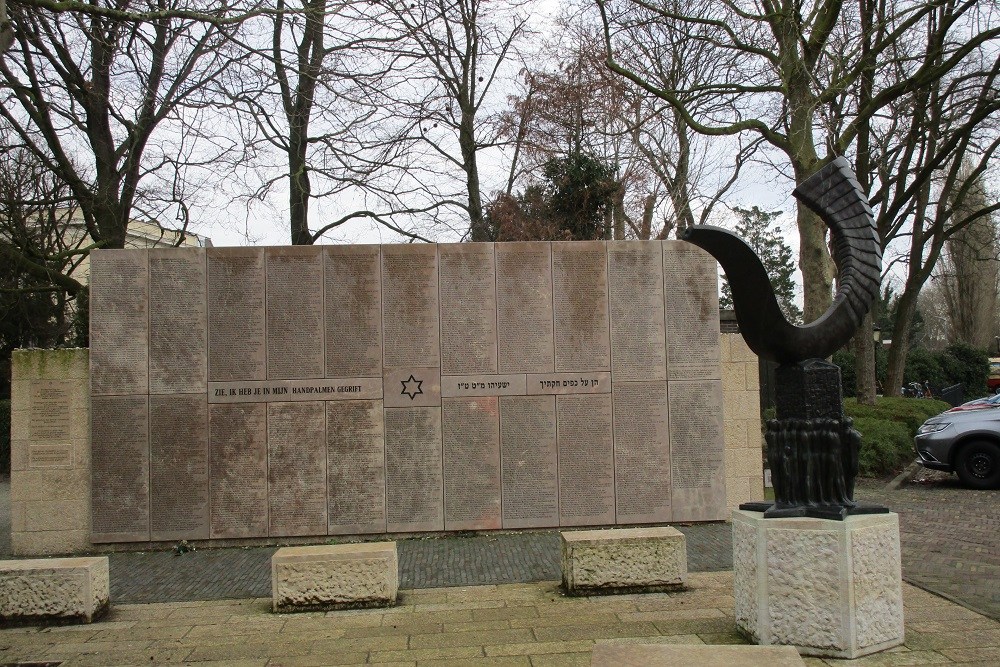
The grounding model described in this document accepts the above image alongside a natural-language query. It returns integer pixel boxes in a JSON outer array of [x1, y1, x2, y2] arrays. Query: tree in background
[[939, 169, 999, 349], [719, 206, 800, 323]]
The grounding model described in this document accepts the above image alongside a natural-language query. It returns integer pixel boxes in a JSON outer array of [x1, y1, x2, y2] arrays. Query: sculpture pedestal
[[732, 510, 904, 659]]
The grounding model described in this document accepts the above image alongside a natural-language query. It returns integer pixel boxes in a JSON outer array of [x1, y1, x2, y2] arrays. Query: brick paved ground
[[3, 572, 998, 666], [856, 471, 1000, 620], [108, 524, 731, 603]]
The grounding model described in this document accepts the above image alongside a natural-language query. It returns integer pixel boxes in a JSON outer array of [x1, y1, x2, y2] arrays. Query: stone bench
[[271, 542, 398, 613], [591, 644, 805, 666], [0, 557, 110, 626], [561, 527, 686, 596]]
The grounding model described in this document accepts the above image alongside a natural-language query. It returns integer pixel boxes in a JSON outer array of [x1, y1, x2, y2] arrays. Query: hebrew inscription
[[90, 241, 727, 543]]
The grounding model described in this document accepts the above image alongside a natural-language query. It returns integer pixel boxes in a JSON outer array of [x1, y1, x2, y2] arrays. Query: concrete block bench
[[271, 542, 398, 613], [591, 644, 805, 666], [561, 527, 686, 596], [0, 557, 110, 626]]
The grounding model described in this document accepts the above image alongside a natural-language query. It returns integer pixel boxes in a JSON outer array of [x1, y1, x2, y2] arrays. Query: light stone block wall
[[720, 334, 764, 509], [10, 349, 91, 556], [560, 526, 686, 595], [0, 556, 109, 625], [271, 543, 398, 612]]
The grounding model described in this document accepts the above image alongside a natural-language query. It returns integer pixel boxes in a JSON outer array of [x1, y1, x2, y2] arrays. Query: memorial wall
[[88, 241, 726, 544]]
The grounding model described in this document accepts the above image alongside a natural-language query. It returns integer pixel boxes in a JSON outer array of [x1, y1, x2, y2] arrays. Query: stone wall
[[10, 348, 91, 556], [721, 334, 765, 510]]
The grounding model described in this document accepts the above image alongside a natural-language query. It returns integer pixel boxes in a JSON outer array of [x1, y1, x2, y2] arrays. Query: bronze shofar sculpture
[[682, 156, 887, 520]]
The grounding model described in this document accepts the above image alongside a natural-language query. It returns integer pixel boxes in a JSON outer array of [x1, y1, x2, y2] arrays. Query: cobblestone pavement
[[108, 524, 731, 604], [3, 573, 999, 667], [856, 472, 1000, 620]]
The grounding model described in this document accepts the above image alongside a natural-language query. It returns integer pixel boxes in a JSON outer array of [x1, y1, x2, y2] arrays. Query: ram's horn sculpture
[[681, 156, 881, 364]]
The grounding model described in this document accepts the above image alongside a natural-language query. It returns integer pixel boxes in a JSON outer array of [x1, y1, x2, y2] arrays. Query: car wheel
[[955, 441, 1000, 489]]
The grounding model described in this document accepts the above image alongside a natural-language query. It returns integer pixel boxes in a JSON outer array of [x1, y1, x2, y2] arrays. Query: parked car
[[989, 358, 1000, 393], [946, 393, 1000, 412], [915, 407, 1000, 489]]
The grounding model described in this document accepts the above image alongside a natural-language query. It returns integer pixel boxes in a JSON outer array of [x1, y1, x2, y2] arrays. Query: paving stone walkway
[[3, 572, 998, 667]]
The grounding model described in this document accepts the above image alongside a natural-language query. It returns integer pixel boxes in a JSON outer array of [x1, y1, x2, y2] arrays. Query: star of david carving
[[401, 374, 423, 400]]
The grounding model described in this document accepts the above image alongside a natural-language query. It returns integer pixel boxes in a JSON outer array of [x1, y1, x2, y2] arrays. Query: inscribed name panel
[[613, 381, 671, 524], [325, 245, 382, 377], [384, 407, 443, 532], [207, 248, 266, 382], [267, 402, 328, 537], [663, 241, 721, 380], [552, 241, 610, 372], [557, 394, 615, 526], [382, 244, 439, 369], [669, 379, 727, 521], [443, 397, 501, 530], [90, 250, 148, 395], [149, 248, 207, 393], [439, 243, 498, 375], [91, 395, 149, 542], [495, 242, 554, 373], [608, 242, 666, 381], [266, 247, 324, 380], [500, 395, 558, 529], [209, 403, 268, 539], [327, 400, 387, 535], [149, 395, 209, 541]]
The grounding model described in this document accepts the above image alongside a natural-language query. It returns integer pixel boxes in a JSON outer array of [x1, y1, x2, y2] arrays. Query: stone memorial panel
[[28, 444, 74, 469], [500, 395, 558, 529], [208, 248, 265, 382], [327, 400, 386, 535], [663, 241, 721, 380], [382, 367, 441, 408], [209, 403, 268, 539], [149, 395, 209, 541], [384, 407, 443, 532], [325, 245, 382, 377], [609, 242, 666, 381], [29, 380, 77, 441], [552, 241, 610, 372], [266, 247, 324, 379], [208, 377, 382, 404], [613, 381, 671, 524], [495, 243, 554, 373], [557, 394, 615, 526], [439, 244, 498, 375], [527, 371, 611, 395], [90, 250, 148, 395], [91, 395, 149, 542], [669, 379, 727, 521], [149, 248, 207, 393], [443, 397, 501, 530], [440, 374, 526, 398], [382, 244, 439, 369], [268, 402, 328, 537]]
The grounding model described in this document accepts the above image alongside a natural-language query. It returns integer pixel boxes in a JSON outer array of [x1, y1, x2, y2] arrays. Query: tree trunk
[[853, 313, 877, 404], [460, 110, 487, 241], [885, 284, 922, 396], [288, 136, 312, 245]]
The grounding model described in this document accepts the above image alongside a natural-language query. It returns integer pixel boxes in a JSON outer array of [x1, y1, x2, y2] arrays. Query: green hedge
[[0, 399, 9, 476], [845, 397, 949, 477], [844, 397, 951, 433]]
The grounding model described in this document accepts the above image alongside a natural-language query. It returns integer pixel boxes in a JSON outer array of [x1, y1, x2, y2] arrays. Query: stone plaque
[[609, 242, 666, 381], [440, 374, 527, 398], [149, 395, 209, 541], [552, 241, 610, 372], [384, 407, 443, 532], [90, 250, 148, 395], [500, 395, 558, 529], [28, 444, 74, 469], [266, 247, 324, 379], [527, 372, 611, 395], [663, 241, 721, 380], [325, 245, 382, 377], [268, 402, 328, 537], [149, 248, 207, 393], [495, 242, 554, 373], [327, 400, 386, 535], [382, 244, 439, 369], [613, 381, 671, 524], [208, 377, 382, 403], [439, 243, 498, 375], [29, 380, 76, 441], [443, 397, 501, 530], [669, 379, 727, 521], [208, 248, 265, 381], [557, 394, 615, 526], [209, 403, 268, 539], [382, 367, 441, 408], [91, 395, 149, 542]]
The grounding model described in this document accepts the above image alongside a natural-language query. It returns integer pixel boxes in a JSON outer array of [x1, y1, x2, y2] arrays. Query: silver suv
[[915, 406, 1000, 489]]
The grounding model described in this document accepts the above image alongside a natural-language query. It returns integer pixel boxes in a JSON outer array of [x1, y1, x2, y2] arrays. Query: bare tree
[[598, 0, 1000, 323], [0, 1, 245, 251]]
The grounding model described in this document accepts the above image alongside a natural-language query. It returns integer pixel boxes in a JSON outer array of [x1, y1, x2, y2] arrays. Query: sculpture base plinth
[[732, 509, 904, 659], [739, 500, 890, 521]]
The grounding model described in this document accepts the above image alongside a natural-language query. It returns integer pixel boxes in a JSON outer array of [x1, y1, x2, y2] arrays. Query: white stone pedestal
[[732, 509, 904, 659]]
